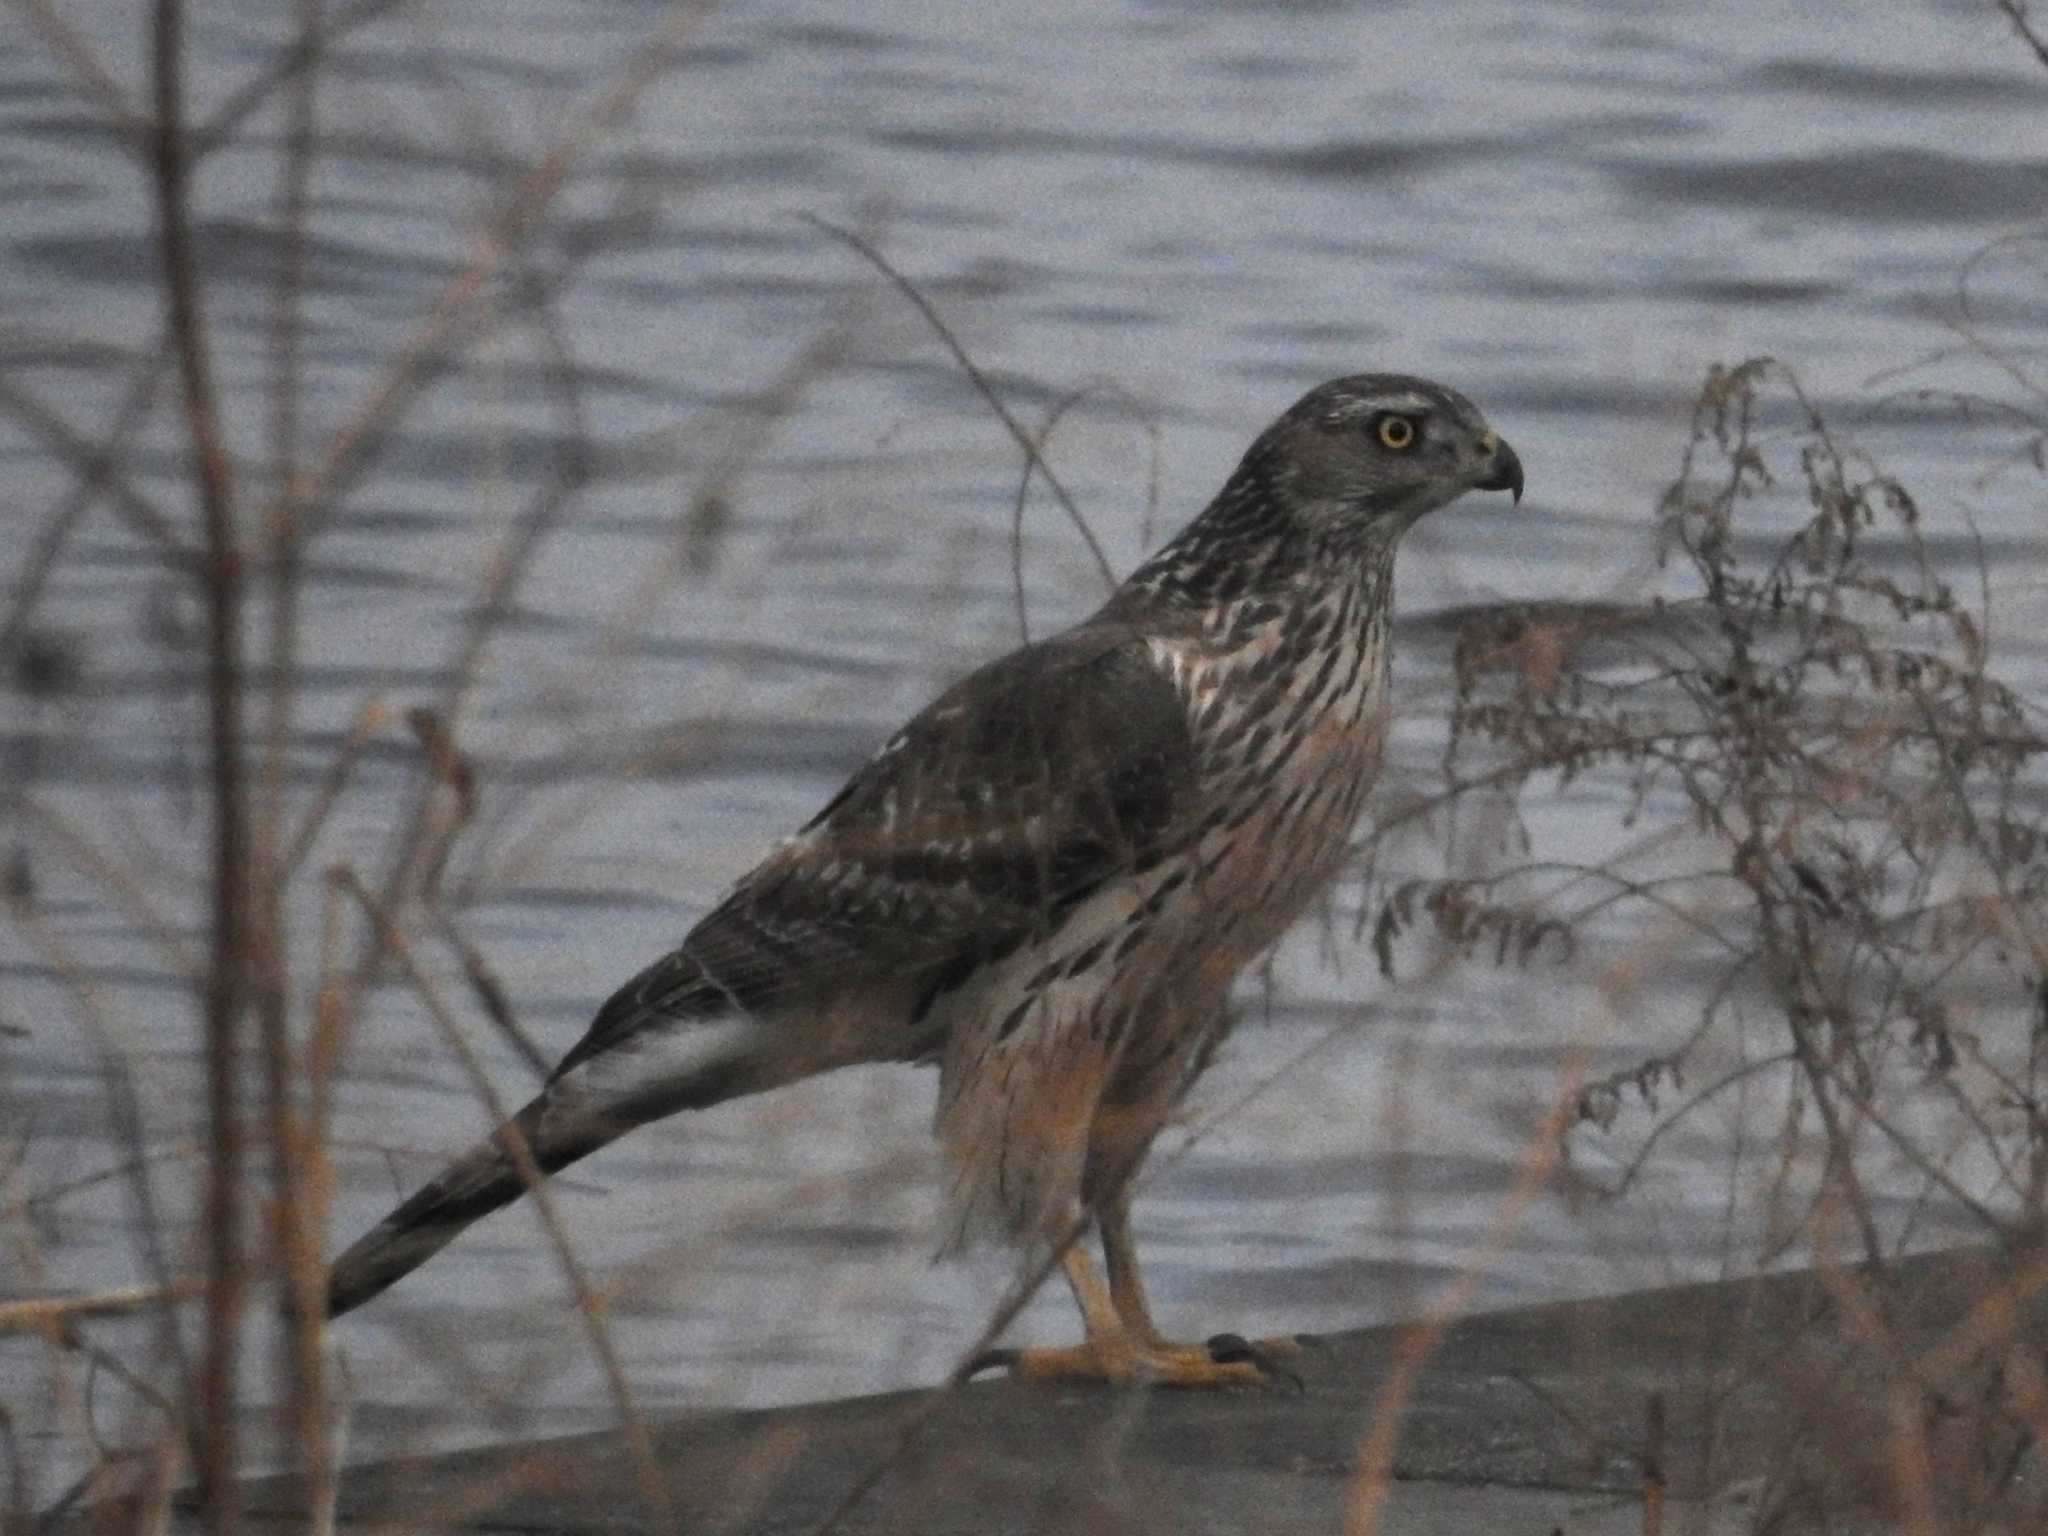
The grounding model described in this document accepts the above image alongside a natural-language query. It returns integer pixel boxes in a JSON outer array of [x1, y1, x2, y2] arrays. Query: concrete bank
[[173, 1245, 2045, 1534]]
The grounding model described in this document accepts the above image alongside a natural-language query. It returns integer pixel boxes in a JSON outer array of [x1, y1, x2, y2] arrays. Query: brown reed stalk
[[149, 3, 249, 1528]]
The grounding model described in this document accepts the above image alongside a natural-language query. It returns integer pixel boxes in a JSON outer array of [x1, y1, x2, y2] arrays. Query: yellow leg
[[1100, 1189, 1165, 1344], [1101, 1194, 1306, 1371], [970, 1212, 1304, 1389]]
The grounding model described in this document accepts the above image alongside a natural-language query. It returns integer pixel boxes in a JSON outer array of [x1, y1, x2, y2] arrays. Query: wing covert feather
[[551, 625, 1194, 1079]]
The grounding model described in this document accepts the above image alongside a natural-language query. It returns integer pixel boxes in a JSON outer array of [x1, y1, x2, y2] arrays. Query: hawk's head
[[1251, 373, 1523, 534], [1117, 373, 1524, 610]]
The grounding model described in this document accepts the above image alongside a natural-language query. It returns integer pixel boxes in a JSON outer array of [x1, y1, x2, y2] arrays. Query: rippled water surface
[[4, 0, 2046, 1487]]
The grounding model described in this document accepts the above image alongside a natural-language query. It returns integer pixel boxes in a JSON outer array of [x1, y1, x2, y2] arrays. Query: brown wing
[[550, 622, 1196, 1080]]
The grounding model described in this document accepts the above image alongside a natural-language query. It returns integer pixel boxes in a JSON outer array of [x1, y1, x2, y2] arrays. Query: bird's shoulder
[[797, 617, 1197, 847]]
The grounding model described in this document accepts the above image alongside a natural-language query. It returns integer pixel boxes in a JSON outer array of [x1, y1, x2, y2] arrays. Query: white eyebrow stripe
[[1330, 390, 1440, 422]]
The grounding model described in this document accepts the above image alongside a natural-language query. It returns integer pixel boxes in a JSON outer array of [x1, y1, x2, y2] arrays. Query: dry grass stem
[[0, 1286, 198, 1338], [330, 867, 675, 1535]]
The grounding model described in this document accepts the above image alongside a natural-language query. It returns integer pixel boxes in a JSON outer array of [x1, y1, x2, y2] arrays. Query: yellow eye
[[1377, 414, 1417, 450]]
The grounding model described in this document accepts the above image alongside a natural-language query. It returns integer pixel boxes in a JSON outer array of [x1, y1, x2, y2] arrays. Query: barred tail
[[326, 1016, 765, 1318], [325, 1092, 605, 1318]]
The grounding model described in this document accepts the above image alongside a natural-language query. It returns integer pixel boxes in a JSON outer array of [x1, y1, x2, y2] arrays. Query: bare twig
[[2, 348, 173, 657], [150, 3, 249, 1525], [320, 5, 719, 1087], [254, 23, 324, 1500], [1006, 380, 1156, 641], [332, 867, 675, 1535], [799, 212, 1118, 590], [276, 699, 393, 886], [11, 0, 144, 135], [190, 0, 410, 159], [7, 905, 198, 1480], [12, 796, 200, 979], [284, 0, 715, 549], [429, 909, 551, 1081], [1996, 0, 2048, 69], [807, 1209, 1091, 1536], [1342, 1062, 1584, 1536], [0, 1286, 196, 1337], [401, 707, 553, 1076], [0, 372, 189, 562]]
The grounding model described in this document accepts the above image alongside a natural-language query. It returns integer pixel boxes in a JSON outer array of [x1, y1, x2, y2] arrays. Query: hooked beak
[[1475, 433, 1524, 505]]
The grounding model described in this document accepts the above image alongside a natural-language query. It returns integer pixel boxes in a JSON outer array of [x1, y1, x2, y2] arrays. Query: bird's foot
[[970, 1330, 1310, 1390]]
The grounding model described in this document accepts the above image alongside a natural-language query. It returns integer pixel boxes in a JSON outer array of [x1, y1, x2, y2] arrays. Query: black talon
[[1205, 1331, 1254, 1361], [1205, 1333, 1306, 1392]]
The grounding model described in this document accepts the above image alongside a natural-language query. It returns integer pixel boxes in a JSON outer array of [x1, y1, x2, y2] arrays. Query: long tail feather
[[326, 1018, 764, 1318], [326, 1092, 602, 1317]]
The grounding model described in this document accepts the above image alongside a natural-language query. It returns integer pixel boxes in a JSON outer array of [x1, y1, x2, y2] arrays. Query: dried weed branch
[[148, 2, 250, 1525], [1363, 353, 2048, 1529], [1387, 358, 2048, 1254]]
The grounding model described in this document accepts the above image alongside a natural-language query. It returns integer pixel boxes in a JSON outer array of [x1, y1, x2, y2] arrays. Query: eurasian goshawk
[[327, 374, 1524, 1387]]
